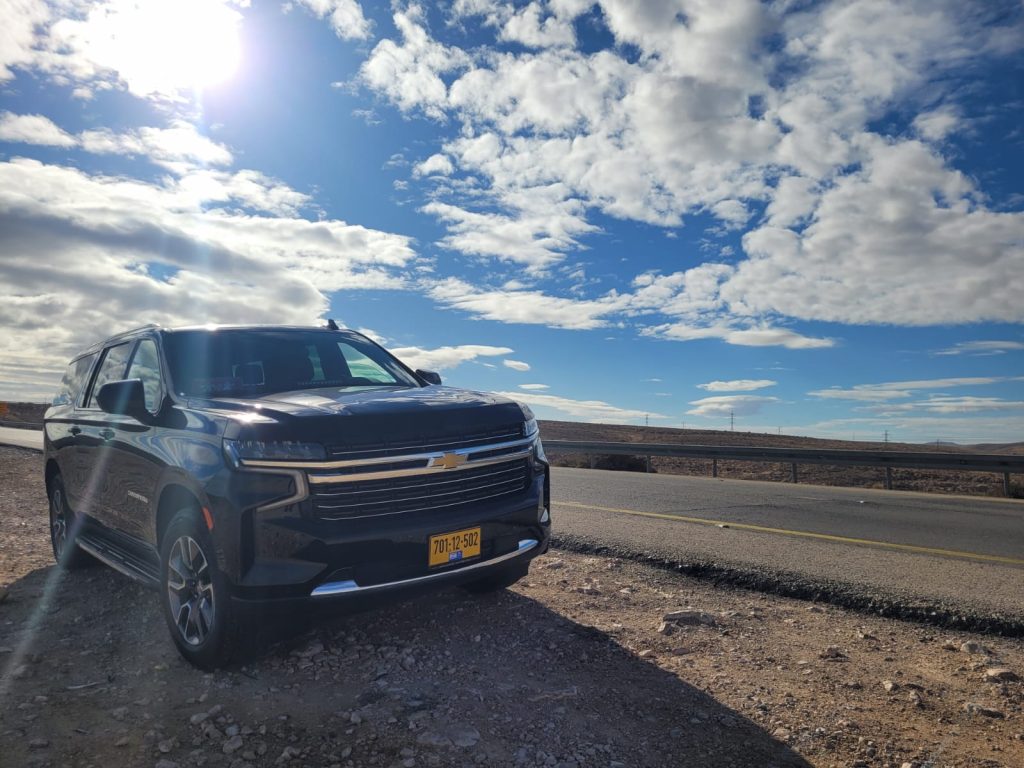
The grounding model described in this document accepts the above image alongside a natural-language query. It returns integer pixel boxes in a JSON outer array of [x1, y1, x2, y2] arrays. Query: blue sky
[[1, 0, 1023, 443]]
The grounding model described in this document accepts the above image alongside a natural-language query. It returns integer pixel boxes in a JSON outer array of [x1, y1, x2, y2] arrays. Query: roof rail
[[108, 323, 161, 340]]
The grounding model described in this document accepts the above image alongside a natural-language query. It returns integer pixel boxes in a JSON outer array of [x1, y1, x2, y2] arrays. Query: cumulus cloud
[[346, 0, 1024, 343], [0, 111, 76, 146], [295, 0, 371, 40], [1, 112, 235, 173], [698, 379, 777, 392], [496, 390, 666, 424], [389, 344, 513, 371], [687, 395, 779, 418], [503, 359, 530, 371], [413, 153, 454, 177], [0, 157, 416, 398]]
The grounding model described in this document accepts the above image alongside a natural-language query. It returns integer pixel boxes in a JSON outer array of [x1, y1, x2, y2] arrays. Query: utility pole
[[645, 413, 649, 427], [730, 410, 735, 432], [884, 429, 889, 445]]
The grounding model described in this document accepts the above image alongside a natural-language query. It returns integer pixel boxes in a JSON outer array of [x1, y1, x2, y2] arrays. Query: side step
[[77, 534, 161, 588]]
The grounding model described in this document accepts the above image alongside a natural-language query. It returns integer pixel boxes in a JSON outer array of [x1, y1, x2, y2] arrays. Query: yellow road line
[[554, 500, 1024, 566]]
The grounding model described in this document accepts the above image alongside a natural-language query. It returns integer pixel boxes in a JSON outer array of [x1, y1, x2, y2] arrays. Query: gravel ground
[[2, 447, 1023, 768]]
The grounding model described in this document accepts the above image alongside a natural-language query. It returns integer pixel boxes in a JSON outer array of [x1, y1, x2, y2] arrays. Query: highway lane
[[552, 466, 1024, 562], [550, 466, 1024, 622], [0, 426, 42, 451]]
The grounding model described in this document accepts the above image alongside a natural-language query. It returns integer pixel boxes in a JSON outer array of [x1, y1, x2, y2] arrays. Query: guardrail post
[[589, 455, 595, 469], [645, 455, 651, 473], [1005, 472, 1012, 498], [790, 463, 798, 483], [712, 458, 718, 478], [885, 467, 893, 490]]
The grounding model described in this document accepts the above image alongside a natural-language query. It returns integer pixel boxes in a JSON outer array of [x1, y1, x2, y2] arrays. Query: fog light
[[539, 505, 550, 524]]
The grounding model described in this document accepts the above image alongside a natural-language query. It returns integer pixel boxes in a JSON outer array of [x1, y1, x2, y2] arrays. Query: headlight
[[523, 417, 539, 438], [224, 439, 326, 465]]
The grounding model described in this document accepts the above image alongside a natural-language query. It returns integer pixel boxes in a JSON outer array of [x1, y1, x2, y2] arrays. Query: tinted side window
[[85, 342, 133, 408], [126, 339, 163, 412], [52, 353, 99, 406]]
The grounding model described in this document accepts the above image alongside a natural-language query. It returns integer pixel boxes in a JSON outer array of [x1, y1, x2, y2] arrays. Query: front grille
[[311, 458, 530, 519], [326, 424, 523, 461]]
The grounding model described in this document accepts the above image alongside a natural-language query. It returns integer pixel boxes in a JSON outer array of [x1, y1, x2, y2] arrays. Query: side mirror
[[416, 369, 442, 386], [96, 379, 149, 419]]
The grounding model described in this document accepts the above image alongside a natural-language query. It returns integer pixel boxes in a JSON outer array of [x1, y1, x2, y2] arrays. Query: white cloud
[[864, 396, 1024, 416], [518, 383, 549, 390], [295, 0, 371, 40], [359, 5, 471, 119], [427, 277, 625, 330], [913, 106, 962, 141], [495, 390, 666, 424], [646, 322, 834, 349], [809, 377, 1023, 402], [0, 111, 76, 146], [687, 394, 779, 418], [413, 153, 454, 177], [0, 157, 416, 398], [79, 121, 233, 171], [1, 112, 235, 173], [346, 1, 1024, 342], [389, 344, 513, 371], [698, 379, 777, 392], [503, 359, 530, 372], [934, 340, 1024, 356]]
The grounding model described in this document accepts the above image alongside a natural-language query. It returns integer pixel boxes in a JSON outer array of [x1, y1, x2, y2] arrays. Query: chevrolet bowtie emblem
[[432, 452, 468, 470]]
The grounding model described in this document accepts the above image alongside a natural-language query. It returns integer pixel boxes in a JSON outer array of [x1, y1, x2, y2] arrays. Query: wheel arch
[[156, 483, 203, 546], [44, 458, 61, 495]]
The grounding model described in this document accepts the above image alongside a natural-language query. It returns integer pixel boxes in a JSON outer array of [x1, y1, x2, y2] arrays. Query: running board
[[77, 534, 160, 588]]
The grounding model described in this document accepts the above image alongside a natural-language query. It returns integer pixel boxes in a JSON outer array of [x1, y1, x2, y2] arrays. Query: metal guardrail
[[543, 440, 1024, 497]]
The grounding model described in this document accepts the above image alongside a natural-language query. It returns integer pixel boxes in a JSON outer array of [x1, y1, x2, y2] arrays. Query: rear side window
[[85, 342, 133, 408], [52, 353, 99, 406], [126, 338, 163, 412]]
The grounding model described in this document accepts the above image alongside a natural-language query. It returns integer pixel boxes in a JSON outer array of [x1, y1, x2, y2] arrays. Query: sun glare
[[80, 0, 243, 97]]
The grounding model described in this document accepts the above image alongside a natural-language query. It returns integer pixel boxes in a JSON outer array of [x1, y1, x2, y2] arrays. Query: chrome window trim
[[310, 538, 539, 597]]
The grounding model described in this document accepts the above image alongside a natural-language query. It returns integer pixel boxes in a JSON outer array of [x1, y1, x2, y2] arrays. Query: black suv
[[44, 324, 550, 668]]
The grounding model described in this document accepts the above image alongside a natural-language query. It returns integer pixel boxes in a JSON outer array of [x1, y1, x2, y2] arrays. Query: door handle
[[99, 428, 116, 440], [69, 426, 82, 436]]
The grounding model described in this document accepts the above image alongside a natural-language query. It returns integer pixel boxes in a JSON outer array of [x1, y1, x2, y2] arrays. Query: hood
[[195, 386, 528, 450]]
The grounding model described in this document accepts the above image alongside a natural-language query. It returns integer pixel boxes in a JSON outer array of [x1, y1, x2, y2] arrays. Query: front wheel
[[48, 474, 92, 570], [160, 510, 238, 669]]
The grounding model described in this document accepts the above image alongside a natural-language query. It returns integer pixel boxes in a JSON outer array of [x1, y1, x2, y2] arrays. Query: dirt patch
[[2, 448, 1022, 767]]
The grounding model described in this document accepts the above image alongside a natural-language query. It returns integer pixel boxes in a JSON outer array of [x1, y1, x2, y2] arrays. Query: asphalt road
[[551, 466, 1024, 625], [0, 426, 42, 451], [2, 428, 1021, 623]]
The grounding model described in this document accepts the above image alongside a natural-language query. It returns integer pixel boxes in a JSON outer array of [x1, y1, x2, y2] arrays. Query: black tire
[[159, 510, 238, 670], [461, 562, 529, 594], [48, 474, 93, 570]]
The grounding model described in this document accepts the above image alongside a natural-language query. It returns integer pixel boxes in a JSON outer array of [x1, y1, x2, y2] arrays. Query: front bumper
[[222, 465, 550, 605]]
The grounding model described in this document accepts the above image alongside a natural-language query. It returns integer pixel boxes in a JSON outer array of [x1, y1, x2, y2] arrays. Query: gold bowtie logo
[[432, 452, 467, 470]]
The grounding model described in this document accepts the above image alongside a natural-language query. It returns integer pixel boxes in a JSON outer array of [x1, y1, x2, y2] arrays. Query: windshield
[[163, 329, 420, 398]]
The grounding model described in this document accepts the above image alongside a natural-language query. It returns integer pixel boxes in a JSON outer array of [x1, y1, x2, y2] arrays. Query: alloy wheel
[[166, 536, 216, 646], [50, 486, 68, 558]]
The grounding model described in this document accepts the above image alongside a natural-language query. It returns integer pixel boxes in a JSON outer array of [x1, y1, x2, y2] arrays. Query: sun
[[81, 0, 243, 98]]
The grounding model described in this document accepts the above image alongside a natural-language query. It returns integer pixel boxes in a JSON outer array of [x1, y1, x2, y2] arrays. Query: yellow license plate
[[428, 527, 481, 567]]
